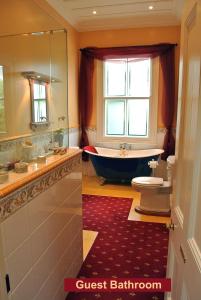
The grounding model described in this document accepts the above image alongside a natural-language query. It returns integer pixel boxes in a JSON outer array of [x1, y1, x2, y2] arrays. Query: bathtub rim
[[84, 147, 164, 159]]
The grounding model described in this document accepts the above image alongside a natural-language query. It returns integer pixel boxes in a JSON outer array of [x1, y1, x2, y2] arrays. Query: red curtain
[[78, 53, 94, 148], [160, 47, 176, 159], [78, 43, 176, 160]]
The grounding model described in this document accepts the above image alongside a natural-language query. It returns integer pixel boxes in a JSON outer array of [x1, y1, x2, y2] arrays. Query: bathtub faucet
[[119, 143, 128, 156], [120, 143, 127, 150], [120, 143, 132, 150]]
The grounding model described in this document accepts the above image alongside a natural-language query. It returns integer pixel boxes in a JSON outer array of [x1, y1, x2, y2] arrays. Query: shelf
[[21, 71, 60, 83]]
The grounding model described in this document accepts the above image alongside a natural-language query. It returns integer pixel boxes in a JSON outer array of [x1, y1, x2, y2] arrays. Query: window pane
[[34, 100, 47, 122], [33, 83, 46, 99], [105, 60, 126, 96], [39, 84, 46, 99], [128, 58, 151, 97], [33, 83, 40, 99], [128, 99, 149, 136], [106, 100, 125, 135]]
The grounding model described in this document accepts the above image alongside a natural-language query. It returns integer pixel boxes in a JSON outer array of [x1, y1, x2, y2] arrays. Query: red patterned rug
[[67, 194, 169, 300]]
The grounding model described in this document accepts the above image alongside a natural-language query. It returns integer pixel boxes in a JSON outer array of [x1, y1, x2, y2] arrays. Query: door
[[166, 0, 201, 299]]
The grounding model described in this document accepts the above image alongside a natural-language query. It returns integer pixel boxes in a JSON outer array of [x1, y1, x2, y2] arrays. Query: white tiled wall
[[87, 128, 166, 149], [0, 130, 69, 165], [0, 163, 82, 300], [69, 128, 79, 147]]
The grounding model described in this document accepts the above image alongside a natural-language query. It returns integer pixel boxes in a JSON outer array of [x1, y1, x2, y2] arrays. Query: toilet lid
[[132, 177, 164, 186]]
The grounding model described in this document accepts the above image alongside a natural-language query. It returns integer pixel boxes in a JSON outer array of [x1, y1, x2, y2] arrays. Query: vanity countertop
[[0, 148, 82, 199]]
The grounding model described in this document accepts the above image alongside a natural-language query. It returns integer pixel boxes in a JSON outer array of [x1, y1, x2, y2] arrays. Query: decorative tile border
[[69, 128, 80, 147], [157, 128, 166, 134], [86, 127, 176, 133], [86, 127, 97, 132], [0, 153, 81, 223]]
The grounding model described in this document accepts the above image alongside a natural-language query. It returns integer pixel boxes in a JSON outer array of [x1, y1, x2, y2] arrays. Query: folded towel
[[83, 145, 98, 154]]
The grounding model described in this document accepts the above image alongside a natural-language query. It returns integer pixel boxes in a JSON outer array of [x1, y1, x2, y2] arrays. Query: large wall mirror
[[0, 29, 68, 139]]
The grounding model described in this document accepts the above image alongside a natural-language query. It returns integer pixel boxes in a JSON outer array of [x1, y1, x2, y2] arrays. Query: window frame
[[32, 81, 48, 123], [29, 78, 49, 129], [96, 57, 159, 146]]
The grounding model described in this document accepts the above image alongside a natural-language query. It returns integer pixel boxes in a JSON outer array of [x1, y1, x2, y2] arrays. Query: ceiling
[[0, 0, 61, 36], [46, 0, 184, 32]]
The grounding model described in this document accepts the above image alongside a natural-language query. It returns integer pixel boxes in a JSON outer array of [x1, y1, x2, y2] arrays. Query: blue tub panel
[[89, 154, 159, 182]]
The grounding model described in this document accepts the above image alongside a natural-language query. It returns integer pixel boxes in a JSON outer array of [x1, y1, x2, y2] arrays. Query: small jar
[[14, 162, 28, 173], [0, 170, 9, 184]]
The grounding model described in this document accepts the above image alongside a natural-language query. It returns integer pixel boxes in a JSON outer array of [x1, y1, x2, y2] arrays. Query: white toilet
[[131, 155, 175, 217]]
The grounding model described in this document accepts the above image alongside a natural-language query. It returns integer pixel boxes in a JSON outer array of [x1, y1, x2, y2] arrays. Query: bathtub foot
[[99, 177, 106, 185]]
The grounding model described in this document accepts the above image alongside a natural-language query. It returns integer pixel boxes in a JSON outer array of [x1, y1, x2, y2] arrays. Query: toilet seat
[[132, 177, 164, 187]]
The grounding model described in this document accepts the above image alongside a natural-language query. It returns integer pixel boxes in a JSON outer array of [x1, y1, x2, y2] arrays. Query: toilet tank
[[167, 155, 176, 183]]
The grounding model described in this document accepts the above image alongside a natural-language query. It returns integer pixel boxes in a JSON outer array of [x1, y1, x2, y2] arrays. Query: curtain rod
[[80, 43, 178, 51]]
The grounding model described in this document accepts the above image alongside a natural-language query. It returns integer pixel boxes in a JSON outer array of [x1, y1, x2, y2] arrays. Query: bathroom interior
[[0, 0, 201, 300]]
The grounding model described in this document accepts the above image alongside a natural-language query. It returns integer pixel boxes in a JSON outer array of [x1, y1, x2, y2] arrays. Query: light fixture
[[92, 10, 97, 15], [21, 71, 60, 83], [149, 5, 154, 10], [31, 32, 44, 36]]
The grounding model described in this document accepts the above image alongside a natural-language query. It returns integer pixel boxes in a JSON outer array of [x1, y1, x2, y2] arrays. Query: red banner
[[64, 278, 171, 292]]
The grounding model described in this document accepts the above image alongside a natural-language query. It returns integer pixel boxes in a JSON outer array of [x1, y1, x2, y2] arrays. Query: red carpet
[[67, 194, 169, 300]]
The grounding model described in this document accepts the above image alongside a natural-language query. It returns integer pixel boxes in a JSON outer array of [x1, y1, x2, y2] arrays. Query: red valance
[[80, 43, 175, 60]]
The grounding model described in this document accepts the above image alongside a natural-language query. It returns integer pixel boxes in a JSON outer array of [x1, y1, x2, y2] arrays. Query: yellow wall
[[67, 28, 79, 129], [34, 0, 79, 129], [0, 0, 61, 36], [0, 0, 79, 140], [79, 26, 181, 128]]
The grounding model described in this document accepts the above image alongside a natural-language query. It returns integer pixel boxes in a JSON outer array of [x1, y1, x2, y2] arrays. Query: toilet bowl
[[131, 155, 175, 217]]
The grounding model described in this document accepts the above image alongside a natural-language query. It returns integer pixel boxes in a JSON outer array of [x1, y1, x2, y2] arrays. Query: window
[[33, 82, 47, 123], [22, 71, 50, 129], [96, 57, 158, 144], [104, 58, 152, 137]]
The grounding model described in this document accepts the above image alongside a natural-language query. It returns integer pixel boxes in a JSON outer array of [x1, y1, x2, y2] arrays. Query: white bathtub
[[94, 147, 164, 158]]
